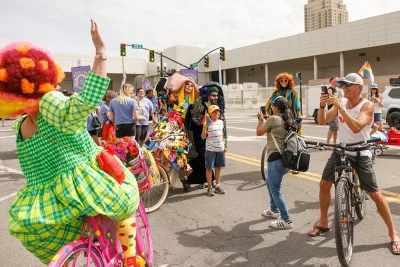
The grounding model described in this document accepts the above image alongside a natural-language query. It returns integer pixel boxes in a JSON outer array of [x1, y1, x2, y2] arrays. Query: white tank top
[[368, 95, 382, 113], [337, 98, 372, 157]]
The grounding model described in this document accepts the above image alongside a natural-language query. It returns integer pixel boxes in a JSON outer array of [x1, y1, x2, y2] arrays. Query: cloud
[[0, 0, 399, 58]]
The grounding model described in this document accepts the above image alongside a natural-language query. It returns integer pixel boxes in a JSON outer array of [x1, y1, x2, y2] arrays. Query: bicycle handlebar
[[306, 138, 381, 150]]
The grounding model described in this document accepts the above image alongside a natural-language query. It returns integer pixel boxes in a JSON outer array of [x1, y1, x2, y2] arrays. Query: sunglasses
[[342, 82, 355, 88], [210, 94, 218, 97], [280, 80, 288, 83]]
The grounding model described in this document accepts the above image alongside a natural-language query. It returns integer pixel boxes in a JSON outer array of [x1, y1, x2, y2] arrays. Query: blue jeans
[[266, 159, 291, 222]]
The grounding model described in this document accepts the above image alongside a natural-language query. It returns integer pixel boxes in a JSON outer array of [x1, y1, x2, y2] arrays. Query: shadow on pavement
[[0, 150, 18, 160]]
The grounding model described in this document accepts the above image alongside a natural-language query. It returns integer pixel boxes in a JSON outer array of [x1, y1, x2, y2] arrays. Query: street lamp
[[157, 62, 167, 76]]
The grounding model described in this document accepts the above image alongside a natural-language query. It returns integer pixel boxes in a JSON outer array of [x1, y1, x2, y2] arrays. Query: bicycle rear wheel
[[334, 178, 354, 267], [354, 173, 367, 220], [49, 243, 104, 267], [261, 144, 268, 181], [140, 165, 169, 213], [136, 200, 153, 267]]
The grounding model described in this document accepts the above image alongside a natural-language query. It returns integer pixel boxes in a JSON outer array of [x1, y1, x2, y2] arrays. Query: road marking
[[0, 192, 17, 202], [228, 126, 326, 140], [227, 152, 400, 204], [0, 129, 13, 132], [0, 135, 16, 139]]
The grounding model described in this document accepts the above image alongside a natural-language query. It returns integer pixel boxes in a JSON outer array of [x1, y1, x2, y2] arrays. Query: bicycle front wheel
[[136, 200, 153, 267], [354, 173, 367, 220], [141, 165, 169, 213], [49, 243, 104, 267], [334, 178, 354, 267], [261, 144, 268, 181]]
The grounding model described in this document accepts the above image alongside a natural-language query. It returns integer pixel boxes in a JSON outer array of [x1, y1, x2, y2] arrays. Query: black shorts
[[135, 125, 149, 141], [116, 123, 136, 138], [88, 129, 99, 136], [321, 150, 378, 192]]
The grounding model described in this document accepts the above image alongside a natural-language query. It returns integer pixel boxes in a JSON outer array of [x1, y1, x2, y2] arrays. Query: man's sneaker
[[199, 183, 206, 189], [270, 218, 293, 229], [207, 188, 214, 197], [261, 210, 280, 219], [214, 186, 225, 194]]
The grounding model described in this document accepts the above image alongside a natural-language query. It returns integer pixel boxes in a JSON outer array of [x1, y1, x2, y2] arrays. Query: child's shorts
[[205, 150, 226, 169]]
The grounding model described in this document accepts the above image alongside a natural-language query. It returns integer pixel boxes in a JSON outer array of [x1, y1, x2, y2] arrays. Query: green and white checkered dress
[[8, 72, 139, 265]]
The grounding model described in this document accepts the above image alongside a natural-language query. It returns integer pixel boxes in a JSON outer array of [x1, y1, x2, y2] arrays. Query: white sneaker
[[270, 218, 293, 229], [261, 210, 280, 219]]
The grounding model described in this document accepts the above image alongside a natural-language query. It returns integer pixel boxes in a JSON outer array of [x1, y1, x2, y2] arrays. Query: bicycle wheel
[[261, 144, 268, 181], [354, 173, 367, 220], [140, 165, 169, 213], [49, 243, 104, 267], [136, 200, 153, 267], [334, 178, 354, 267]]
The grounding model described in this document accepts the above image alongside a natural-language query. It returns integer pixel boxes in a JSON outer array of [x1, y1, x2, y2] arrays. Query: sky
[[1, 0, 400, 59]]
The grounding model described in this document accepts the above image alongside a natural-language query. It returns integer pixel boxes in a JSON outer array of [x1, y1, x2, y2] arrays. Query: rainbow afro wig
[[0, 42, 65, 118]]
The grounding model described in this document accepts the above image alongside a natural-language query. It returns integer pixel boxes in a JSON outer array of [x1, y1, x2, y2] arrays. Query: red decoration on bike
[[96, 150, 125, 185]]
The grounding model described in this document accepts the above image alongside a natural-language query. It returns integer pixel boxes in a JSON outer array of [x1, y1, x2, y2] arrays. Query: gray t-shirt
[[263, 115, 286, 159]]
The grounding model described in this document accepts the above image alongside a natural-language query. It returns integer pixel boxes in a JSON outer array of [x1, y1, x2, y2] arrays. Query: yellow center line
[[227, 152, 400, 203]]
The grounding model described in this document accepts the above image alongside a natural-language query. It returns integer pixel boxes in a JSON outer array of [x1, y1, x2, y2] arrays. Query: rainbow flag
[[201, 113, 213, 126], [358, 61, 375, 83]]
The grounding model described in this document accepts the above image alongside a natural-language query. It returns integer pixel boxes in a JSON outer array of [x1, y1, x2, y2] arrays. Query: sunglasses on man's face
[[342, 82, 355, 88], [210, 94, 218, 97], [280, 80, 288, 83]]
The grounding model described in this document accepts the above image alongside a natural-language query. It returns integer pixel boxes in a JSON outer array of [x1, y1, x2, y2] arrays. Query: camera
[[321, 86, 328, 94]]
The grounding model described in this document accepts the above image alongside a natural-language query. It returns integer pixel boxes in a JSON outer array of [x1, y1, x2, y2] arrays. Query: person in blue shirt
[[99, 90, 117, 141], [87, 109, 101, 145], [107, 83, 139, 140], [135, 88, 157, 146]]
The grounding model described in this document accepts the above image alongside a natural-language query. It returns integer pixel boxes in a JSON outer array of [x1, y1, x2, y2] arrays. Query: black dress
[[185, 102, 214, 184]]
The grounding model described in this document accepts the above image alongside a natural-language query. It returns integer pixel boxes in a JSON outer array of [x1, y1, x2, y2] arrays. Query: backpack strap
[[270, 133, 282, 154]]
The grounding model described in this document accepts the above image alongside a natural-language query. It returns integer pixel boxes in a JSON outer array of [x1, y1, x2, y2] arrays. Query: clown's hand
[[90, 19, 106, 54]]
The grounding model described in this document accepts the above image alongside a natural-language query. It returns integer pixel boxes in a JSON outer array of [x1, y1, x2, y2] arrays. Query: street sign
[[131, 44, 143, 49]]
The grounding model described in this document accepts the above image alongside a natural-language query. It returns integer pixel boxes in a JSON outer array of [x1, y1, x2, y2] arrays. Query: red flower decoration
[[166, 110, 183, 126]]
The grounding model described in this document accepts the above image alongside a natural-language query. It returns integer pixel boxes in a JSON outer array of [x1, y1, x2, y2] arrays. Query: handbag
[[186, 120, 198, 159], [91, 114, 101, 129]]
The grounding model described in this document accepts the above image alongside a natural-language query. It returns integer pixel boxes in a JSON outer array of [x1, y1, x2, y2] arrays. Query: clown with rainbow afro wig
[[6, 20, 144, 267], [0, 42, 65, 118]]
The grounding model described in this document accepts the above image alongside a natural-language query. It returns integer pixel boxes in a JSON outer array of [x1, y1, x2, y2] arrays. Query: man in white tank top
[[308, 73, 400, 254]]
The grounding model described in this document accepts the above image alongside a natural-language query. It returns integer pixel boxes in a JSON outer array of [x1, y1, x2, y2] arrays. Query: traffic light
[[204, 56, 209, 68], [120, 43, 126, 57], [219, 47, 226, 61], [149, 50, 155, 62]]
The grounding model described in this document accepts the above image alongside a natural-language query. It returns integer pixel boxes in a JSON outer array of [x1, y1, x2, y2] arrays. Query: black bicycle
[[306, 138, 380, 267]]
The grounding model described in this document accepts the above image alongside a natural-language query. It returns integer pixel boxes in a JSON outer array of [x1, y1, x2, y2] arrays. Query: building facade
[[305, 0, 348, 32]]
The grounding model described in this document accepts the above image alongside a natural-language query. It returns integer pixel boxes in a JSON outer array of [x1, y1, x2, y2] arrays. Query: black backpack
[[272, 130, 310, 172]]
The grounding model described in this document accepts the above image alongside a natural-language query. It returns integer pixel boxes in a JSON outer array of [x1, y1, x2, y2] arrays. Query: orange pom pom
[[39, 60, 49, 70], [55, 64, 65, 83], [21, 78, 35, 94], [20, 58, 35, 69], [0, 68, 8, 82], [16, 44, 30, 54], [38, 83, 54, 94]]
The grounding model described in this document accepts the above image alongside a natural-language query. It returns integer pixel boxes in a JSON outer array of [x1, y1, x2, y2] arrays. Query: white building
[[304, 0, 348, 32]]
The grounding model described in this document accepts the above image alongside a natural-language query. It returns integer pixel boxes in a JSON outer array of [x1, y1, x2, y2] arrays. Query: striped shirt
[[206, 119, 225, 152]]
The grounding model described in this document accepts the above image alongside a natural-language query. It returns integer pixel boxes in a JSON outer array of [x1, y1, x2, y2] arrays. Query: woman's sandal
[[308, 222, 330, 237], [391, 241, 400, 255]]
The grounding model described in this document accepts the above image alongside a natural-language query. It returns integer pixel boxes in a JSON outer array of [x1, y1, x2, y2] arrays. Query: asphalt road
[[1, 110, 400, 267]]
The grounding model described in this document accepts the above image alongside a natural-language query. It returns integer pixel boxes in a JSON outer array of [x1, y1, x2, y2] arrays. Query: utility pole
[[295, 71, 303, 114], [160, 52, 163, 77]]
